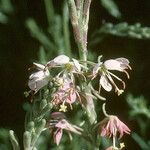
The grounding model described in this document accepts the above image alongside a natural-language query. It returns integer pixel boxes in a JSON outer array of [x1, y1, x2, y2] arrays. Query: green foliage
[[26, 19, 55, 51], [0, 0, 14, 24], [127, 94, 150, 150], [132, 133, 150, 150], [0, 128, 12, 150], [100, 22, 150, 39], [100, 0, 121, 18], [25, 0, 71, 58], [90, 22, 150, 46], [127, 94, 150, 118]]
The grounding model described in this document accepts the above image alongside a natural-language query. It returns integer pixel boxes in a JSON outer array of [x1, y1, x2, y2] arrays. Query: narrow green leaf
[[26, 18, 55, 50], [101, 0, 121, 18], [38, 46, 47, 64], [132, 133, 149, 150]]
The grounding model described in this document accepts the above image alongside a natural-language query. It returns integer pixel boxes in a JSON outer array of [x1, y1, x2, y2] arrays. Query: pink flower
[[92, 57, 131, 95], [48, 112, 83, 145], [99, 115, 130, 139], [52, 76, 77, 106]]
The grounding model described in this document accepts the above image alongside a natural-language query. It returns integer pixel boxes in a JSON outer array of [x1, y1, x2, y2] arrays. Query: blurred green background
[[0, 0, 150, 149]]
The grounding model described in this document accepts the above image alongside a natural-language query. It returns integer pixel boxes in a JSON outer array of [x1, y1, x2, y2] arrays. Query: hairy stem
[[67, 0, 92, 62]]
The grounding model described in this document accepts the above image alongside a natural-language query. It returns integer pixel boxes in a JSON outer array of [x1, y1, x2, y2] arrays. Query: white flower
[[28, 63, 50, 92], [46, 55, 70, 67], [93, 57, 131, 95], [72, 58, 81, 72]]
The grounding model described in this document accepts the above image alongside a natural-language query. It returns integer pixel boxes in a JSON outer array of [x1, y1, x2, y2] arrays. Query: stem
[[112, 128, 117, 149], [113, 135, 116, 148], [67, 0, 92, 62], [102, 103, 110, 117]]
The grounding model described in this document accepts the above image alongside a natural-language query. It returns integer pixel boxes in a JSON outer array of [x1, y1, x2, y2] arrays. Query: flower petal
[[53, 55, 70, 64], [72, 58, 81, 72], [33, 63, 45, 70], [66, 91, 76, 104], [93, 63, 101, 76], [28, 70, 49, 91], [47, 55, 70, 67], [55, 119, 82, 134], [54, 128, 63, 145], [115, 58, 130, 70], [100, 75, 112, 92], [104, 59, 123, 71]]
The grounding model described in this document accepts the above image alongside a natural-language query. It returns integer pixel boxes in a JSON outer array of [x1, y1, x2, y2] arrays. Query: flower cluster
[[27, 54, 131, 146], [51, 75, 77, 112], [28, 55, 83, 111], [92, 57, 131, 96], [28, 55, 131, 98], [96, 113, 130, 150], [48, 112, 83, 145], [98, 115, 131, 139]]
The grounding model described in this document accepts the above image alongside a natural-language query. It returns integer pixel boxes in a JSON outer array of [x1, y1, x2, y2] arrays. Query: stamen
[[107, 74, 122, 94], [123, 70, 130, 79]]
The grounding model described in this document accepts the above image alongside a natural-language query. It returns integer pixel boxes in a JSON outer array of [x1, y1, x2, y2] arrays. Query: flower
[[46, 55, 70, 67], [48, 112, 83, 145], [28, 63, 50, 92], [92, 57, 131, 95], [98, 115, 131, 139], [52, 75, 77, 111]]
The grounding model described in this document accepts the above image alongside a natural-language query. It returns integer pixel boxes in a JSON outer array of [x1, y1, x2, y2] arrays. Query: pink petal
[[54, 128, 63, 145], [55, 119, 69, 129], [100, 127, 107, 137], [66, 91, 76, 104]]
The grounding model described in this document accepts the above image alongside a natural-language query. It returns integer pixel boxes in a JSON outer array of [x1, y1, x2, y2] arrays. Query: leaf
[[90, 22, 150, 46], [100, 0, 121, 18], [38, 47, 47, 64], [100, 23, 150, 39], [132, 133, 149, 150], [26, 18, 55, 50]]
